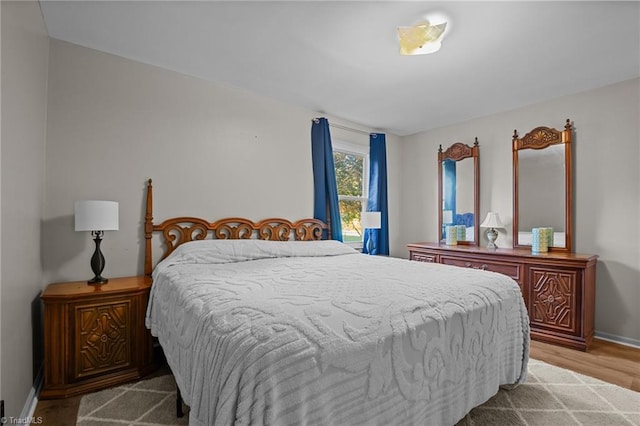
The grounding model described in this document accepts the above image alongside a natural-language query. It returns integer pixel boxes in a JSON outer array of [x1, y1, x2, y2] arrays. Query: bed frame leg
[[176, 385, 184, 418]]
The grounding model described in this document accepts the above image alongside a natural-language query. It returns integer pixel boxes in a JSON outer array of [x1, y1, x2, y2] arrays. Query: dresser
[[407, 243, 598, 351], [40, 276, 156, 399]]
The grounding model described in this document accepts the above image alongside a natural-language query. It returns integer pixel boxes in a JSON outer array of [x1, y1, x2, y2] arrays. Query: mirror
[[513, 119, 572, 252], [438, 139, 480, 245]]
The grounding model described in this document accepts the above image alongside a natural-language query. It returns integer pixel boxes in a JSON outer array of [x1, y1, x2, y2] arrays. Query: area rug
[[76, 359, 640, 425]]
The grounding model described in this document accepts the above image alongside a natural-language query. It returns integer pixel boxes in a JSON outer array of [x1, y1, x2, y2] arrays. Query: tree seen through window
[[333, 151, 366, 243]]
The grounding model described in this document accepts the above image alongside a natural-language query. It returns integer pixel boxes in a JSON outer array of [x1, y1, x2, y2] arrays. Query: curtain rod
[[312, 118, 378, 137]]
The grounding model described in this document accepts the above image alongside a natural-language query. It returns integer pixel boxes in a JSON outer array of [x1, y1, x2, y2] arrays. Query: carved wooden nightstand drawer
[[40, 276, 156, 399], [73, 300, 132, 380]]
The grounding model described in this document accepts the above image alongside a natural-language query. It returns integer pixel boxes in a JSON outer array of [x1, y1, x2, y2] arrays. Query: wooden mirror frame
[[438, 139, 480, 246], [512, 119, 573, 252]]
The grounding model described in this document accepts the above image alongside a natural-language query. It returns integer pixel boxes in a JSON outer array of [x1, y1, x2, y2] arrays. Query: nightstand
[[40, 276, 157, 399]]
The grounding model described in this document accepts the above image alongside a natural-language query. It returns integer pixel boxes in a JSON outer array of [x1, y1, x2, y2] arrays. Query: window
[[333, 140, 369, 245]]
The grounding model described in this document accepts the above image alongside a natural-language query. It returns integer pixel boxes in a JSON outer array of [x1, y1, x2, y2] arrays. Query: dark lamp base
[[87, 276, 108, 285], [88, 231, 109, 285]]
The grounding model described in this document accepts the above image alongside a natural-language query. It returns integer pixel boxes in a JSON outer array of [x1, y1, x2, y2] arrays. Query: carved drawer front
[[73, 300, 133, 381], [529, 267, 579, 335], [440, 256, 521, 281], [410, 251, 438, 263]]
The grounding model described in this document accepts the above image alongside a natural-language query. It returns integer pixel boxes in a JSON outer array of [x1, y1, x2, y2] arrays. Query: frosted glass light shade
[[397, 20, 447, 55], [480, 212, 505, 229], [361, 211, 381, 229], [75, 200, 119, 231]]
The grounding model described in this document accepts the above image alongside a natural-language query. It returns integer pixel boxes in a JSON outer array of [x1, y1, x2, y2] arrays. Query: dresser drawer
[[441, 255, 522, 282], [409, 251, 438, 263]]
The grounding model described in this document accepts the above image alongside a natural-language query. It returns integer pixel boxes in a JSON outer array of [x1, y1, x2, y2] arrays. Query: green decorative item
[[532, 228, 548, 253], [445, 225, 457, 246]]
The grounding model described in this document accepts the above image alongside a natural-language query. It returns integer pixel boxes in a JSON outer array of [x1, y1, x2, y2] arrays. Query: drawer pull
[[465, 262, 488, 270]]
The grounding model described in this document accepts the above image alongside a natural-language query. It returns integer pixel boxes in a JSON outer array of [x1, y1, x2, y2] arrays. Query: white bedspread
[[146, 240, 529, 426]]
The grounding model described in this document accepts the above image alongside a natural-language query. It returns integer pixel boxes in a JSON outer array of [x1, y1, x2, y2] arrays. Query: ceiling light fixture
[[397, 13, 449, 56]]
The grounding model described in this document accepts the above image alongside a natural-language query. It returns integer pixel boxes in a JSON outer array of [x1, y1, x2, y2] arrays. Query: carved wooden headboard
[[144, 179, 329, 276]]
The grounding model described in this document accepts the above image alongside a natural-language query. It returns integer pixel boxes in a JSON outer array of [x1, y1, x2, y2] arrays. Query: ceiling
[[39, 1, 640, 136]]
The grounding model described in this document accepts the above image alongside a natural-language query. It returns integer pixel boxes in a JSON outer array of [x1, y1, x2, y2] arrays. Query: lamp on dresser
[[75, 200, 119, 284], [480, 212, 505, 249]]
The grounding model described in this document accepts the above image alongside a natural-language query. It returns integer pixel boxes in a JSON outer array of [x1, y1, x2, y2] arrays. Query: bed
[[142, 180, 530, 426]]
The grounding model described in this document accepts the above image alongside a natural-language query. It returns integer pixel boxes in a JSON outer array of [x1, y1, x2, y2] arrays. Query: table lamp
[[75, 200, 119, 284], [480, 212, 505, 249]]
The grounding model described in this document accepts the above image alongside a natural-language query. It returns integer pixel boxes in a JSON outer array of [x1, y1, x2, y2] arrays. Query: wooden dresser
[[407, 243, 598, 351], [40, 276, 156, 399]]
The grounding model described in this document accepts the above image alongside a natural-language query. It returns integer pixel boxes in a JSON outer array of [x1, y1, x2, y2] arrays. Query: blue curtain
[[363, 133, 389, 255], [311, 118, 343, 241]]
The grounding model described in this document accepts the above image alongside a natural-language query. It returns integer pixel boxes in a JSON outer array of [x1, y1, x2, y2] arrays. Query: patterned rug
[[76, 359, 640, 425]]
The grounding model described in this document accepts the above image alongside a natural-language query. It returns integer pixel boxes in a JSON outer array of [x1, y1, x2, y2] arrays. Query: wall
[[43, 39, 404, 285], [400, 78, 640, 345], [0, 1, 3, 405], [0, 0, 49, 418]]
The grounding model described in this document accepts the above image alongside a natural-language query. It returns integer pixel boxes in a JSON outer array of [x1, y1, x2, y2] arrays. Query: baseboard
[[20, 365, 43, 420], [595, 331, 640, 349]]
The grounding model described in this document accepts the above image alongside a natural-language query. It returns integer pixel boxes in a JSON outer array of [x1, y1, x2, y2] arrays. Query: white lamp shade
[[75, 200, 119, 231], [480, 212, 505, 229], [361, 211, 382, 229]]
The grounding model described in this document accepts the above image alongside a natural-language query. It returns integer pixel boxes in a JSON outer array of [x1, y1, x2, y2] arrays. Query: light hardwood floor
[[33, 339, 640, 425], [530, 338, 640, 392]]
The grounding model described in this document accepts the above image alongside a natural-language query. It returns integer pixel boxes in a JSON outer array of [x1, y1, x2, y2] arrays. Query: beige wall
[[401, 78, 640, 345], [43, 39, 405, 285], [1, 0, 3, 403], [1, 0, 49, 417]]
